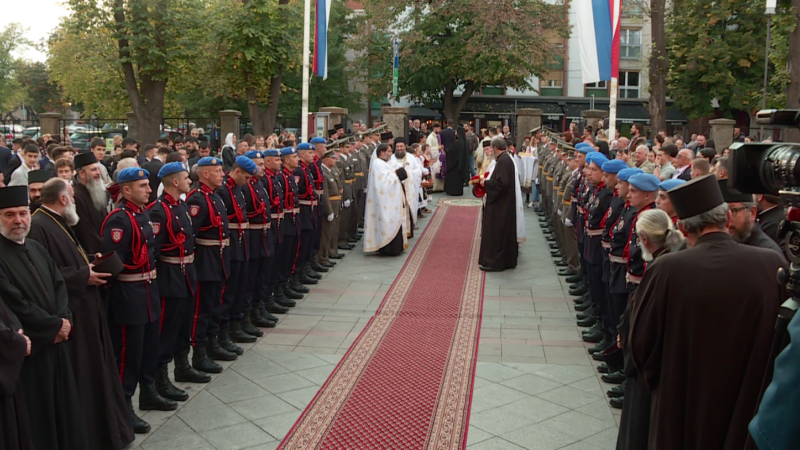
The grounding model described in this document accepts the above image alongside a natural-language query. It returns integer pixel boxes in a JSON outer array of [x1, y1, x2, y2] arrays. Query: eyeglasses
[[729, 206, 749, 215]]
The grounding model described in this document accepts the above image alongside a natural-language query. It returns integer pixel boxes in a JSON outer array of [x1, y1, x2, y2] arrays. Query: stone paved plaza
[[128, 192, 619, 450]]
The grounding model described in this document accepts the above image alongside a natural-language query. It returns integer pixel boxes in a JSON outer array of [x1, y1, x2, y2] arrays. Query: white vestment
[[390, 153, 422, 226], [364, 154, 408, 253], [485, 155, 526, 243]]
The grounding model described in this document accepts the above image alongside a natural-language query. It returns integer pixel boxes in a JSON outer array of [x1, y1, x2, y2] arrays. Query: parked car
[[23, 127, 40, 138], [0, 124, 26, 140], [69, 129, 127, 152]]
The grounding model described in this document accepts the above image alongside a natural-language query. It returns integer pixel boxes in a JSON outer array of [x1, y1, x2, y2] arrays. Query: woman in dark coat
[[444, 127, 467, 196]]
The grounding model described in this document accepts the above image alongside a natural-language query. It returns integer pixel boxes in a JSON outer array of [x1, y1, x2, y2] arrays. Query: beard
[[86, 176, 108, 212], [0, 222, 28, 244], [63, 200, 80, 227], [732, 220, 755, 244], [638, 239, 654, 262]]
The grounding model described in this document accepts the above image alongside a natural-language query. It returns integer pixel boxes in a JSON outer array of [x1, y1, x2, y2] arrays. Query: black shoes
[[305, 267, 322, 280], [330, 253, 344, 259], [298, 274, 319, 285], [569, 285, 588, 296], [208, 334, 239, 360], [597, 362, 610, 374], [276, 287, 299, 305], [551, 251, 564, 258], [574, 301, 592, 312], [588, 335, 613, 354], [320, 260, 336, 267], [138, 382, 177, 411], [601, 370, 625, 384], [609, 396, 624, 409], [311, 262, 329, 272], [479, 265, 503, 272], [240, 315, 265, 336], [576, 315, 596, 327], [347, 238, 359, 244], [565, 274, 583, 283], [290, 278, 310, 293], [558, 268, 577, 276], [282, 285, 303, 301], [127, 398, 151, 434], [338, 243, 355, 250], [251, 308, 277, 328], [582, 329, 604, 343], [229, 321, 258, 343], [175, 354, 212, 383], [192, 346, 223, 374], [265, 298, 290, 314], [554, 260, 567, 267], [607, 382, 626, 398], [155, 364, 189, 402]]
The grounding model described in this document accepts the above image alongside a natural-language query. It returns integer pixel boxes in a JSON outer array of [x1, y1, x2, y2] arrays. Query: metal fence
[[0, 118, 39, 140]]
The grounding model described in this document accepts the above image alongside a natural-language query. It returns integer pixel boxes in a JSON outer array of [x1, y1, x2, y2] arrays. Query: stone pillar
[[219, 110, 242, 141], [39, 112, 62, 138], [581, 109, 606, 133], [126, 112, 138, 141], [709, 118, 735, 153], [381, 106, 409, 142], [515, 108, 543, 149], [318, 106, 349, 127]]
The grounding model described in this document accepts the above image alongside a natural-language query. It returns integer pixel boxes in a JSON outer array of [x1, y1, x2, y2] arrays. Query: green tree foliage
[[0, 23, 28, 115], [666, 0, 794, 119], [350, 0, 569, 122], [14, 61, 63, 114]]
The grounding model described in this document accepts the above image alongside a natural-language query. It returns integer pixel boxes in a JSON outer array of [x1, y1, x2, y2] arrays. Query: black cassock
[[479, 151, 518, 270], [0, 301, 32, 450], [73, 182, 109, 255], [444, 128, 467, 196], [0, 235, 87, 450], [28, 208, 133, 450]]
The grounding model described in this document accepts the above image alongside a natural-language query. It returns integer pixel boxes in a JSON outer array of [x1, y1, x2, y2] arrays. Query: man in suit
[[672, 149, 693, 181], [439, 119, 457, 151], [409, 119, 422, 145], [4, 138, 25, 181], [0, 136, 12, 176], [143, 146, 169, 203]]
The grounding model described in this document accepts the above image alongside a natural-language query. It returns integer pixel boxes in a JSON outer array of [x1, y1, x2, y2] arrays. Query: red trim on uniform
[[220, 283, 226, 306], [119, 325, 127, 383], [160, 297, 166, 333], [191, 283, 202, 347]]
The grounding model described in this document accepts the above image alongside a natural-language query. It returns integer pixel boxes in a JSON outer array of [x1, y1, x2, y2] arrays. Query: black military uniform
[[264, 166, 293, 308], [242, 172, 278, 329], [274, 163, 304, 300], [309, 155, 327, 273], [584, 179, 613, 344], [295, 158, 319, 285]]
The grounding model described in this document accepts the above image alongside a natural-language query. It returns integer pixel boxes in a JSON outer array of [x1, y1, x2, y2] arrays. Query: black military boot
[[219, 328, 245, 353], [607, 382, 626, 398], [191, 346, 223, 374], [127, 397, 151, 434], [582, 328, 604, 343], [575, 301, 593, 312], [230, 320, 258, 343], [175, 353, 212, 383], [577, 315, 596, 327], [582, 322, 601, 335], [589, 335, 613, 354], [596, 362, 610, 374], [283, 284, 304, 300], [138, 382, 178, 411], [565, 273, 583, 283], [275, 287, 297, 306], [155, 364, 189, 401], [305, 265, 322, 280], [321, 260, 336, 267], [251, 307, 277, 328], [311, 261, 329, 272], [298, 270, 319, 285], [576, 309, 593, 320], [569, 285, 588, 296], [259, 302, 281, 321], [240, 313, 265, 336], [264, 293, 289, 314], [290, 275, 311, 292], [209, 333, 239, 360], [601, 370, 625, 384]]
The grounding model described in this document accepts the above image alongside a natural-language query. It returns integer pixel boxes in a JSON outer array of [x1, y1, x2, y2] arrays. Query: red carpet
[[278, 201, 485, 450]]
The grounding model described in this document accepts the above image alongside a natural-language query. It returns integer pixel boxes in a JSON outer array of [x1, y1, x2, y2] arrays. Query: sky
[[7, 0, 70, 62]]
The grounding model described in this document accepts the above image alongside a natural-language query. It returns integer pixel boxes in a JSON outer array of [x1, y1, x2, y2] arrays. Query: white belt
[[196, 238, 230, 247], [299, 200, 318, 206], [314, 189, 323, 195], [159, 255, 194, 265], [271, 213, 282, 219], [228, 222, 249, 230], [626, 273, 643, 284], [609, 255, 628, 264], [249, 223, 271, 230], [601, 242, 611, 249], [586, 229, 603, 236], [117, 269, 157, 282]]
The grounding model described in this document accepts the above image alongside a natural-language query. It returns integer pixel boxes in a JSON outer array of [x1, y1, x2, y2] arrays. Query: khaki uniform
[[337, 153, 355, 243], [351, 150, 367, 232], [319, 164, 341, 262]]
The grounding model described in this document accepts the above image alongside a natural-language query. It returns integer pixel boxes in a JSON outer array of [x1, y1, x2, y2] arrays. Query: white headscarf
[[364, 147, 408, 252], [224, 133, 235, 148]]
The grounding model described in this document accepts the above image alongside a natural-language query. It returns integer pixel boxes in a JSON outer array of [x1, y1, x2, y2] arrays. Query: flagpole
[[301, 0, 311, 143]]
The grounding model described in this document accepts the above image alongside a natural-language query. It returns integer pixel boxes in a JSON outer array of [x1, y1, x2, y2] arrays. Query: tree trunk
[[784, 0, 800, 143], [442, 80, 475, 124], [648, 0, 668, 134], [246, 87, 270, 136]]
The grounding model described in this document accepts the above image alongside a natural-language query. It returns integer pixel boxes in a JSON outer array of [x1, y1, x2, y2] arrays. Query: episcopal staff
[[28, 178, 134, 447], [0, 185, 88, 449]]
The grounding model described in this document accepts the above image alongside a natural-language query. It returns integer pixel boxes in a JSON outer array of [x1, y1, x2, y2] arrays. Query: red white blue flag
[[576, 0, 621, 83], [312, 0, 332, 79]]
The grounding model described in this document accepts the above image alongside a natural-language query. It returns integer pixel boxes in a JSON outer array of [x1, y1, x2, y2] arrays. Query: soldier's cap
[[297, 143, 315, 151], [28, 169, 52, 185], [529, 126, 542, 134], [575, 143, 593, 154], [717, 178, 752, 203], [334, 124, 343, 131], [659, 178, 686, 192], [668, 175, 725, 220], [322, 149, 335, 159], [0, 186, 29, 209], [243, 150, 265, 160], [234, 156, 258, 175], [328, 129, 337, 137], [262, 149, 280, 157], [601, 159, 627, 174], [310, 137, 327, 144], [280, 147, 297, 157], [157, 162, 189, 179], [197, 157, 223, 167], [617, 168, 643, 182], [587, 152, 608, 167], [118, 167, 150, 183], [73, 151, 98, 169], [380, 131, 393, 141], [628, 173, 661, 192]]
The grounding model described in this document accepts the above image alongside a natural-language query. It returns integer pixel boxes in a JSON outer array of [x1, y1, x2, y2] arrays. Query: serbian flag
[[312, 0, 332, 79], [575, 0, 621, 83]]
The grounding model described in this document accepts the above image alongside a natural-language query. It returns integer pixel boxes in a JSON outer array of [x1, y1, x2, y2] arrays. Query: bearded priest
[[364, 143, 409, 256], [390, 138, 423, 235]]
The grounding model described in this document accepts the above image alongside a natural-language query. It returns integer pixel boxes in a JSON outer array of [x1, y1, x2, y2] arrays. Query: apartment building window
[[620, 29, 642, 60], [619, 71, 640, 98], [585, 81, 607, 88], [543, 79, 562, 88]]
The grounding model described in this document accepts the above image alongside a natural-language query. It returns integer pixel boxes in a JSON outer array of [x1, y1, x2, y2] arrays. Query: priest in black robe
[[0, 300, 32, 450], [28, 178, 134, 450], [0, 185, 87, 450], [72, 152, 111, 255], [444, 127, 467, 196], [479, 137, 518, 271]]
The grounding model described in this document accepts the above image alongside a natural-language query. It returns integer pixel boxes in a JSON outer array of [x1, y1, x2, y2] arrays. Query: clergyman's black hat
[[28, 170, 51, 184], [717, 179, 752, 203], [667, 174, 725, 220], [380, 131, 393, 141], [73, 152, 98, 170], [0, 186, 30, 209]]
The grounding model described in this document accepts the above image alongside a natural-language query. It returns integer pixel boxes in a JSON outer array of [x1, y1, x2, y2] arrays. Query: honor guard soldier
[[241, 151, 280, 329], [594, 160, 628, 330], [218, 156, 259, 350], [273, 147, 306, 303], [294, 143, 322, 285], [308, 138, 329, 275], [349, 137, 366, 240], [327, 142, 346, 261], [262, 149, 293, 310], [311, 137, 336, 270], [557, 146, 580, 276], [337, 142, 356, 250], [319, 148, 342, 265], [148, 162, 210, 405], [186, 156, 232, 373], [569, 144, 593, 298], [101, 167, 173, 434]]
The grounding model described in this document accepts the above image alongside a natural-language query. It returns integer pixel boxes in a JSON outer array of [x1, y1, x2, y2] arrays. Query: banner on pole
[[575, 0, 621, 84], [393, 40, 399, 99]]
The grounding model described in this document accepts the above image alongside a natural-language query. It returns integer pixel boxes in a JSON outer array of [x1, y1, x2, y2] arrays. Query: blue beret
[[310, 137, 327, 144], [576, 143, 593, 154], [617, 168, 643, 182], [280, 147, 296, 157], [587, 153, 608, 166], [117, 167, 149, 183], [243, 150, 264, 160], [659, 178, 686, 191], [628, 173, 661, 192], [601, 159, 627, 174], [157, 162, 189, 179], [197, 157, 223, 167], [297, 143, 314, 151], [234, 156, 258, 175], [262, 149, 280, 157]]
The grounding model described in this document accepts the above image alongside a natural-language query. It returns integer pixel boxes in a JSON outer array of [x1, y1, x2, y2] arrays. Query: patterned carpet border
[[278, 203, 485, 450]]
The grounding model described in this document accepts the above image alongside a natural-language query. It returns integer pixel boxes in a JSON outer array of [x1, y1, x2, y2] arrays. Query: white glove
[[327, 213, 334, 222], [564, 218, 573, 227], [344, 200, 351, 208], [557, 210, 562, 218]]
